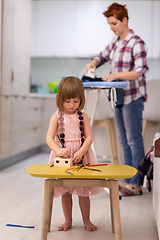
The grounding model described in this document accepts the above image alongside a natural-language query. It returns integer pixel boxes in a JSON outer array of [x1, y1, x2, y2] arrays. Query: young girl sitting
[[46, 76, 104, 232]]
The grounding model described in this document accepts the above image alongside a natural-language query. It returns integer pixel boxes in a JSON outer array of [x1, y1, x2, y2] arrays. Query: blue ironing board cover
[[83, 81, 127, 89]]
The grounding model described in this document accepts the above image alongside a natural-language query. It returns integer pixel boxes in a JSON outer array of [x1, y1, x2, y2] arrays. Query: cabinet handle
[[11, 71, 14, 82]]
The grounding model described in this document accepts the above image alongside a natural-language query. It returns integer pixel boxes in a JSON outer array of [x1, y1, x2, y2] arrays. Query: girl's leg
[[58, 192, 72, 231], [79, 196, 97, 231]]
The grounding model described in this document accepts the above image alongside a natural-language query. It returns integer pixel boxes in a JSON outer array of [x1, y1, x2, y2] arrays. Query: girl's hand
[[56, 148, 70, 158], [102, 73, 117, 82], [72, 151, 83, 164]]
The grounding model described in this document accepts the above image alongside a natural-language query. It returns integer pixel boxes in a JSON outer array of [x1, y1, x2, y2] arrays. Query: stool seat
[[26, 164, 137, 240]]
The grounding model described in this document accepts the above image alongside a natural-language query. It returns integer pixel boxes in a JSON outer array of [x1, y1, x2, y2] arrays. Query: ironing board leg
[[41, 179, 54, 240], [90, 89, 101, 127], [109, 180, 121, 240]]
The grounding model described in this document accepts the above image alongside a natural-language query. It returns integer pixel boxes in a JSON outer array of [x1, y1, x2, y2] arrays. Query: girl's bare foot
[[84, 219, 97, 231], [58, 220, 72, 231]]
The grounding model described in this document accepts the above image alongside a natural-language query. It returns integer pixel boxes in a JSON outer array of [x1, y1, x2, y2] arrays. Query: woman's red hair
[[103, 2, 129, 22]]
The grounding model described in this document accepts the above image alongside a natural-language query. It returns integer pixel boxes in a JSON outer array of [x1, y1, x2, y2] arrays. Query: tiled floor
[[0, 153, 159, 240]]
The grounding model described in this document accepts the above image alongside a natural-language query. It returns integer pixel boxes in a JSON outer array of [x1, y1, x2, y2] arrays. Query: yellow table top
[[26, 164, 137, 180]]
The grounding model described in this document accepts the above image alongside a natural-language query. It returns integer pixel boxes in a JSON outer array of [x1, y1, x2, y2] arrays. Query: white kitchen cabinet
[[1, 0, 14, 95], [27, 97, 43, 148], [0, 0, 32, 160], [0, 97, 44, 159], [12, 0, 31, 95], [11, 96, 43, 155], [11, 96, 29, 155], [27, 127, 43, 149], [0, 96, 12, 159], [31, 1, 157, 58], [28, 98, 43, 128], [1, 0, 31, 96], [74, 1, 113, 57], [42, 98, 57, 144], [31, 1, 75, 57], [31, 0, 112, 57], [0, 0, 1, 83]]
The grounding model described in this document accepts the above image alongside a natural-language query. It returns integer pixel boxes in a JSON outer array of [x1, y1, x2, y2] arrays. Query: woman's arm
[[102, 37, 148, 82], [85, 58, 100, 72], [46, 113, 70, 158], [102, 70, 138, 82]]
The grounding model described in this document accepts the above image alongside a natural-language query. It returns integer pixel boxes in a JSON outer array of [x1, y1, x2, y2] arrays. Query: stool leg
[[109, 187, 114, 233], [109, 180, 121, 240], [94, 119, 118, 164], [106, 119, 118, 164], [41, 179, 54, 240]]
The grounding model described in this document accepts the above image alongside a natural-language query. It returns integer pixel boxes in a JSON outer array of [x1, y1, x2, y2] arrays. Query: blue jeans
[[114, 97, 145, 185]]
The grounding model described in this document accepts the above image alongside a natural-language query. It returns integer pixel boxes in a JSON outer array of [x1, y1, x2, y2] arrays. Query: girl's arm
[[46, 113, 69, 158], [73, 112, 93, 164]]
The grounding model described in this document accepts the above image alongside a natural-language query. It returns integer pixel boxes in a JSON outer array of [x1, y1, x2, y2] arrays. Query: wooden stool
[[93, 118, 118, 164], [27, 164, 137, 240]]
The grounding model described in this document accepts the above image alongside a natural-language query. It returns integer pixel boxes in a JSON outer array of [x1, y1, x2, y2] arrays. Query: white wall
[[31, 0, 160, 58]]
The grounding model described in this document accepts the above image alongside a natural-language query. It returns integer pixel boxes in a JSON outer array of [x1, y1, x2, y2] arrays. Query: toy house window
[[56, 160, 59, 163], [65, 161, 68, 164]]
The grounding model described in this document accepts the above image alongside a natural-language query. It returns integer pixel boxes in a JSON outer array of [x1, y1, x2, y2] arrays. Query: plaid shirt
[[94, 30, 149, 104]]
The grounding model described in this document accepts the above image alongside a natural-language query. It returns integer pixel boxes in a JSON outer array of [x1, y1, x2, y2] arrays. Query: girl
[[85, 2, 149, 196], [46, 76, 104, 231]]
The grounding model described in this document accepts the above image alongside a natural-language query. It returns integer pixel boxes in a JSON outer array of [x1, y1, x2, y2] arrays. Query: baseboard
[[0, 144, 50, 170]]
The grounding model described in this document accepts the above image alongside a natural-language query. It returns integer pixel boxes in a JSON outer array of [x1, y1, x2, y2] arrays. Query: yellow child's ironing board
[[27, 164, 137, 240]]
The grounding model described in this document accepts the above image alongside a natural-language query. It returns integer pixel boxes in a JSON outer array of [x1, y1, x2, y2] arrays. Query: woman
[[85, 2, 149, 196]]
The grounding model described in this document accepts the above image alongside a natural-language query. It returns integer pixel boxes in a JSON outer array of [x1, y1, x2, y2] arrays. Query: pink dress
[[48, 110, 104, 198]]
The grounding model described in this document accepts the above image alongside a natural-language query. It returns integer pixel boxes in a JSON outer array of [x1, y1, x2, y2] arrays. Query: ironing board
[[82, 81, 127, 164], [82, 81, 127, 127], [26, 164, 137, 240]]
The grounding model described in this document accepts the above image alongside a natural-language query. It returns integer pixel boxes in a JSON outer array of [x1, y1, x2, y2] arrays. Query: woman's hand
[[85, 59, 100, 72], [56, 148, 70, 158], [85, 63, 96, 72], [72, 151, 83, 165], [102, 73, 117, 82]]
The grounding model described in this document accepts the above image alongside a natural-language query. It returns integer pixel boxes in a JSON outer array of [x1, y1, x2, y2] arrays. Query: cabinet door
[[1, 0, 14, 95], [31, 1, 75, 57], [42, 98, 57, 144], [28, 98, 43, 128], [0, 0, 2, 89], [74, 1, 114, 57], [12, 0, 31, 95], [11, 96, 29, 155], [1, 0, 31, 96], [11, 97, 44, 154], [31, 1, 156, 58], [0, 96, 12, 159], [27, 98, 43, 148]]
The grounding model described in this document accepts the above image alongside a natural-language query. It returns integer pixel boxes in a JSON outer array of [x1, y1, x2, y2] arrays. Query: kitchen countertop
[[29, 93, 56, 98]]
